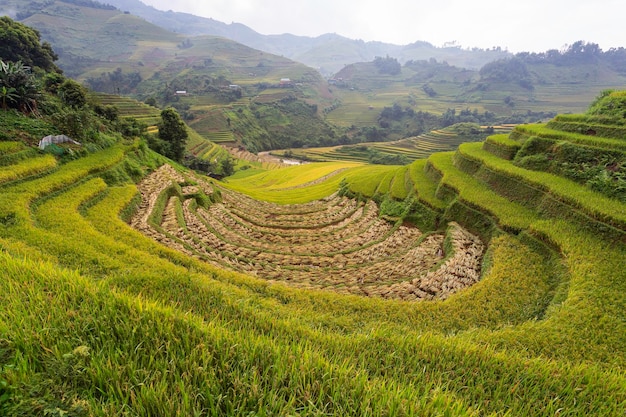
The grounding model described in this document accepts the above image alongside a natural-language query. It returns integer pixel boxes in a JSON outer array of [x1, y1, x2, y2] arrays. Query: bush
[[58, 79, 87, 108]]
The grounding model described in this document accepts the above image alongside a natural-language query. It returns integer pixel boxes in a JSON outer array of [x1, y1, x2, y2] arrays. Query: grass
[[0, 154, 57, 185], [513, 124, 626, 152], [0, 141, 24, 155], [223, 162, 363, 203], [409, 159, 447, 209], [457, 142, 626, 230], [389, 166, 410, 200], [94, 94, 161, 127], [482, 134, 522, 160], [1, 103, 626, 416], [427, 152, 539, 233], [272, 127, 478, 165]]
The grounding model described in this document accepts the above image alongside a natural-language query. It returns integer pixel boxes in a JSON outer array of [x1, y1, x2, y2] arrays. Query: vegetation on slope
[[1, 15, 626, 417], [329, 43, 626, 142], [5, 1, 626, 156], [2, 94, 626, 414]]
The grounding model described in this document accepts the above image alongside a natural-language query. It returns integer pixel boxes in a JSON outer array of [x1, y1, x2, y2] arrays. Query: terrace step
[[454, 142, 626, 242], [426, 151, 538, 235], [205, 130, 235, 143], [0, 154, 58, 186], [546, 114, 626, 140]]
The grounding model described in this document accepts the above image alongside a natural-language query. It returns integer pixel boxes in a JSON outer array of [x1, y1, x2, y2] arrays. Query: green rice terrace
[[94, 93, 161, 133], [1, 91, 626, 416], [271, 125, 515, 164]]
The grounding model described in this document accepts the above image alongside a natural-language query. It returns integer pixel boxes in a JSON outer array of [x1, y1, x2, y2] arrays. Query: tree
[[58, 79, 87, 108], [374, 56, 401, 75], [441, 108, 456, 127], [479, 57, 533, 90], [158, 108, 188, 162], [0, 17, 60, 73], [220, 157, 235, 176]]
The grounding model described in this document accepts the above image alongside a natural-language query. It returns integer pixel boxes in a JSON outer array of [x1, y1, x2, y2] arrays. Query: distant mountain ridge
[[3, 0, 626, 154], [102, 0, 512, 75]]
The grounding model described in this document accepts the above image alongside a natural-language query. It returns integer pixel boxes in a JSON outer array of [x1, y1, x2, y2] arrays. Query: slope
[[330, 54, 626, 126], [97, 0, 512, 75], [1, 91, 625, 416]]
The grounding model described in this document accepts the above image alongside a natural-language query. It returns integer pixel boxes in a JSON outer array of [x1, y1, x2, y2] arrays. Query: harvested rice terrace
[[3, 109, 626, 414], [131, 165, 484, 301]]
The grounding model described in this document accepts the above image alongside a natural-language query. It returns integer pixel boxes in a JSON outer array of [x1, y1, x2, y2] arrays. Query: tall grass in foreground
[[1, 139, 626, 415], [0, 154, 57, 185]]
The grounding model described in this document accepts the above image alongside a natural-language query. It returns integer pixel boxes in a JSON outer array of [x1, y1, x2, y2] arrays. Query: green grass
[[271, 127, 475, 165], [457, 142, 626, 230], [427, 152, 539, 233], [389, 166, 410, 200], [2, 103, 626, 415], [223, 162, 363, 203], [482, 134, 522, 160], [343, 165, 401, 197], [408, 159, 447, 209], [513, 124, 626, 152], [0, 141, 24, 155], [94, 94, 161, 127], [0, 154, 57, 185]]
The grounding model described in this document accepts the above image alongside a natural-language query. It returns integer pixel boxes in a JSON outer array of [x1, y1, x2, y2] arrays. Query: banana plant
[[0, 86, 18, 110]]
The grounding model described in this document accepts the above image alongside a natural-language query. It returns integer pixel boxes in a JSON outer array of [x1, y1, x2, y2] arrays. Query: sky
[[139, 0, 625, 53]]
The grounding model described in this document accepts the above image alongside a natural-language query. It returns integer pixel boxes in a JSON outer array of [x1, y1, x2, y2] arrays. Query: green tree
[[158, 107, 188, 162], [58, 79, 87, 108], [42, 72, 65, 94], [373, 56, 401, 75], [220, 157, 235, 176], [0, 17, 59, 73], [479, 57, 533, 90]]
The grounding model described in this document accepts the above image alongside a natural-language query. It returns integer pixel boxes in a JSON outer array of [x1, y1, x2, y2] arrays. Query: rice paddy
[[1, 100, 626, 415]]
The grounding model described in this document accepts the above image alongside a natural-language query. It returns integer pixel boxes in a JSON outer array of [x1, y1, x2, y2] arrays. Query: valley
[[1, 3, 626, 416]]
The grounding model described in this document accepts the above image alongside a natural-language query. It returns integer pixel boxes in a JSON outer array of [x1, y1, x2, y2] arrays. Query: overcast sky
[[140, 0, 624, 53]]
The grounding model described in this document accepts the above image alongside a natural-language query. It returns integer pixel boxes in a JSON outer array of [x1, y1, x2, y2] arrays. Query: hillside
[[0, 0, 509, 79], [5, 1, 626, 158], [95, 0, 512, 75], [1, 27, 626, 412], [269, 124, 514, 164], [331, 49, 626, 129], [0, 1, 345, 154]]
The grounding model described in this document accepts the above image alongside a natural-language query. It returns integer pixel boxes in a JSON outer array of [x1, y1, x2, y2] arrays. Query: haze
[[140, 0, 624, 52]]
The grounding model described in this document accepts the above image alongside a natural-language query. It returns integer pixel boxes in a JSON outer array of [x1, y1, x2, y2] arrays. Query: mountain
[[0, 1, 327, 94], [0, 1, 341, 152], [4, 0, 626, 155], [324, 46, 626, 138], [100, 0, 261, 40], [100, 0, 512, 75]]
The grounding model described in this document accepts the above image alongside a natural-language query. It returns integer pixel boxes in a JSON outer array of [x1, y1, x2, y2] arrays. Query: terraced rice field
[[205, 130, 234, 143], [95, 93, 161, 127], [131, 165, 484, 301], [3, 99, 626, 415], [273, 126, 513, 164]]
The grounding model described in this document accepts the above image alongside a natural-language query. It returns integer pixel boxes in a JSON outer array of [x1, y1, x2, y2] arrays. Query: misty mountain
[[103, 0, 512, 75]]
